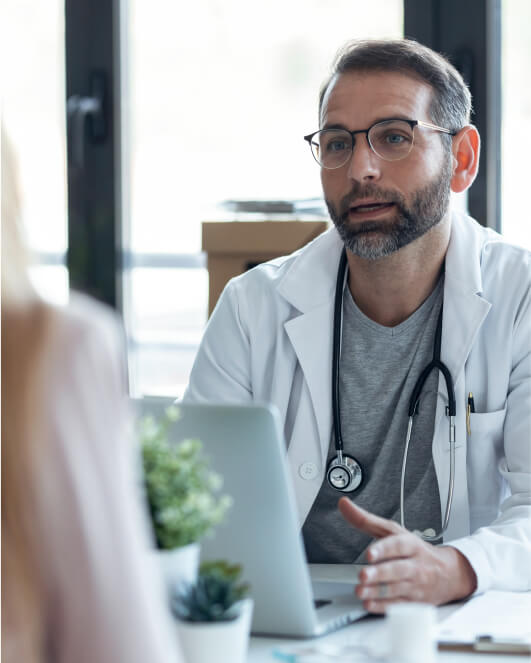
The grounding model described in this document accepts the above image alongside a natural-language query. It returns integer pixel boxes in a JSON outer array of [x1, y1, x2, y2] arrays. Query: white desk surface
[[247, 603, 526, 662]]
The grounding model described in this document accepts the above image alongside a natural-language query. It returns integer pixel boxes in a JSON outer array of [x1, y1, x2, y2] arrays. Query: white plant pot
[[156, 542, 200, 595], [175, 598, 253, 663]]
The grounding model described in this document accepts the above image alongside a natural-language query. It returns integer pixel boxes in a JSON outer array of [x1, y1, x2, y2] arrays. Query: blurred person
[[1, 126, 184, 663]]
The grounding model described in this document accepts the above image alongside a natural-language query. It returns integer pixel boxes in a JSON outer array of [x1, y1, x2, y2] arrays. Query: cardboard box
[[202, 220, 329, 315]]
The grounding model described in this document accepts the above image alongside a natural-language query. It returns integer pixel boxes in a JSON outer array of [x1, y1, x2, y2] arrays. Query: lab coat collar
[[445, 210, 485, 296], [275, 210, 488, 313], [440, 211, 492, 383], [276, 227, 344, 313]]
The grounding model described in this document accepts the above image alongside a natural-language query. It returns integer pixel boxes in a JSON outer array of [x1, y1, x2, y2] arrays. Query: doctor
[[184, 39, 531, 611]]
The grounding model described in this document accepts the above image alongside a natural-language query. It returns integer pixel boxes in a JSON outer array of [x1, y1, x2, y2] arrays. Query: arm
[[449, 274, 531, 593], [183, 279, 253, 403]]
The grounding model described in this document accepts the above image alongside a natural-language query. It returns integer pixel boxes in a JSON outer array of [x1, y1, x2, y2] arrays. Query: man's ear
[[450, 125, 480, 193]]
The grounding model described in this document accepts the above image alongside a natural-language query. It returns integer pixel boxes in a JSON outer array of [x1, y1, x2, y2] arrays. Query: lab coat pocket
[[468, 408, 507, 528], [469, 408, 507, 435]]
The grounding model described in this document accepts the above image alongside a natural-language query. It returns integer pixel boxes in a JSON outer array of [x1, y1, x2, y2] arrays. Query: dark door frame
[[65, 0, 123, 308]]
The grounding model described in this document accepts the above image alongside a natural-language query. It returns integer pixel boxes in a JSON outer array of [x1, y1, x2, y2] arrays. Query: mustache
[[338, 185, 405, 219]]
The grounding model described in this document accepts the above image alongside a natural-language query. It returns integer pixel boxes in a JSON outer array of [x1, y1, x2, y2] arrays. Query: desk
[[247, 604, 524, 662]]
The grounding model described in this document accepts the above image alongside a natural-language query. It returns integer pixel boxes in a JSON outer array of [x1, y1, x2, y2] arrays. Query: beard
[[325, 155, 453, 260]]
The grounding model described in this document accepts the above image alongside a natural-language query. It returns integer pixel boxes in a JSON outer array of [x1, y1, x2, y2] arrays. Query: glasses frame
[[303, 118, 458, 169]]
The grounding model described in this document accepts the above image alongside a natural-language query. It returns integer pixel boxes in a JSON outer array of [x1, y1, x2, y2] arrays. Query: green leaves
[[172, 561, 250, 622], [141, 408, 232, 550]]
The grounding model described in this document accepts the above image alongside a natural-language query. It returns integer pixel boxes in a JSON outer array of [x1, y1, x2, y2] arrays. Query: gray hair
[[319, 39, 472, 136]]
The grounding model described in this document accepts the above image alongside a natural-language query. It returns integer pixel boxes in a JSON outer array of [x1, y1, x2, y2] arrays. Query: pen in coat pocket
[[466, 392, 475, 435]]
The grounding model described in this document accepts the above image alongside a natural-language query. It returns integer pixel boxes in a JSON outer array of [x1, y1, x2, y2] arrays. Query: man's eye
[[384, 133, 410, 145], [325, 140, 348, 152]]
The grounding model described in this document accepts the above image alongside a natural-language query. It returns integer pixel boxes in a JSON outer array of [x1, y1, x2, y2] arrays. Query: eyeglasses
[[303, 118, 456, 169]]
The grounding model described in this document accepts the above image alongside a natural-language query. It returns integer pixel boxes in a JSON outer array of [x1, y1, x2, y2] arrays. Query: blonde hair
[[1, 124, 50, 662], [1, 127, 35, 305]]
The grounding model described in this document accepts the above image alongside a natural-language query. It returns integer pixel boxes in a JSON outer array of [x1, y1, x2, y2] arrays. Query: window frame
[[64, 0, 503, 396]]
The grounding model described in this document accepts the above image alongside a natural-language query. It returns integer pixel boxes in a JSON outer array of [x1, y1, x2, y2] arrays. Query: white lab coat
[[184, 211, 531, 594]]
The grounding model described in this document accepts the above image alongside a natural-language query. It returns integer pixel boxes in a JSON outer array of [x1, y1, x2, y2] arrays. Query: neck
[[346, 217, 451, 327]]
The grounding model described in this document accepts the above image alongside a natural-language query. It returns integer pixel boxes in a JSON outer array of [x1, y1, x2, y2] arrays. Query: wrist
[[439, 545, 478, 601]]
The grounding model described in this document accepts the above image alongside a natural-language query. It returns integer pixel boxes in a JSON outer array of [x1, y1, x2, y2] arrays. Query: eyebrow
[[321, 116, 414, 131], [321, 122, 349, 131]]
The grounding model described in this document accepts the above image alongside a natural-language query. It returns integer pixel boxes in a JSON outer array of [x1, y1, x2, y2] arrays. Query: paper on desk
[[437, 591, 531, 643]]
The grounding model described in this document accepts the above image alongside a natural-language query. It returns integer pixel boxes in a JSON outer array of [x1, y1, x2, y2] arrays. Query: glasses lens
[[311, 129, 352, 169], [368, 120, 414, 161]]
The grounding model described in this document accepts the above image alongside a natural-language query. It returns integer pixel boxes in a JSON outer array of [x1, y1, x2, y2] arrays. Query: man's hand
[[338, 498, 478, 613]]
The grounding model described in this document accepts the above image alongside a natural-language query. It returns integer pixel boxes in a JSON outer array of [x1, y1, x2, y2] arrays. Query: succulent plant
[[172, 560, 250, 622]]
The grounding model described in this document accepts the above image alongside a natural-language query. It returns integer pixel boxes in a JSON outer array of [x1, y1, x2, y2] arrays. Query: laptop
[[137, 398, 368, 637]]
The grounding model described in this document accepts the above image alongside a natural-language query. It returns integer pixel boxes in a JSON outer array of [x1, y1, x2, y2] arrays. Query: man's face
[[320, 71, 453, 260]]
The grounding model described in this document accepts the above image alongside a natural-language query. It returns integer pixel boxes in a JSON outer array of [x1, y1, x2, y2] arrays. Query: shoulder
[[453, 213, 531, 290], [461, 217, 531, 332], [49, 293, 124, 360], [460, 213, 530, 269], [51, 292, 123, 345], [481, 233, 531, 282], [43, 293, 127, 397], [470, 220, 531, 300], [220, 226, 340, 311]]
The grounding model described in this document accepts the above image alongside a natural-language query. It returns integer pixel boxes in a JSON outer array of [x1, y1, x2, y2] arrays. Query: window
[[2, 0, 68, 305], [126, 0, 404, 396], [501, 0, 531, 249]]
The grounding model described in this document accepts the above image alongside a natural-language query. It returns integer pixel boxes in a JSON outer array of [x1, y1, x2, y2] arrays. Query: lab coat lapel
[[284, 302, 335, 466], [277, 229, 343, 469], [436, 212, 491, 542]]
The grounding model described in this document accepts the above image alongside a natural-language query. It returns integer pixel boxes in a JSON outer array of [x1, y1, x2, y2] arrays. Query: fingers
[[358, 558, 416, 585], [338, 498, 403, 538], [336, 499, 442, 611], [359, 581, 435, 614], [366, 532, 421, 563], [356, 576, 432, 614], [357, 580, 420, 603]]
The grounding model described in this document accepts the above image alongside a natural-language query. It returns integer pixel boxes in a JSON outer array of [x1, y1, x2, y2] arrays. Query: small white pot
[[156, 542, 200, 595], [175, 598, 253, 663]]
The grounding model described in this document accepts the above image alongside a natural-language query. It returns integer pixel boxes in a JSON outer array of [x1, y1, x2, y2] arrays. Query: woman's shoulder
[[49, 293, 124, 360], [50, 292, 123, 343], [42, 293, 127, 397]]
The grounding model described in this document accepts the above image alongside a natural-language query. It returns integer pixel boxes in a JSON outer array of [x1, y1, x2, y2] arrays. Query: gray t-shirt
[[302, 277, 444, 563]]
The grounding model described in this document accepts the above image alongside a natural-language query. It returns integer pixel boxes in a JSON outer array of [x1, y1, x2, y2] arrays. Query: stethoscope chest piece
[[326, 453, 363, 492]]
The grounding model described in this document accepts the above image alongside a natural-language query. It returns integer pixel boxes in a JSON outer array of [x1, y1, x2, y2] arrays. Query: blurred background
[[2, 0, 530, 397]]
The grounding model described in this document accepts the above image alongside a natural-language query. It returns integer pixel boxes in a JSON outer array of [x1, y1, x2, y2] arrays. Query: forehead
[[320, 71, 434, 128]]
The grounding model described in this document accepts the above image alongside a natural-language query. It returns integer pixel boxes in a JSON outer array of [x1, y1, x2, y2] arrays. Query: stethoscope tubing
[[400, 414, 456, 541], [330, 248, 457, 541], [332, 249, 348, 454]]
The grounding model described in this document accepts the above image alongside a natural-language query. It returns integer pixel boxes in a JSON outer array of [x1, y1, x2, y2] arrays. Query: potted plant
[[172, 560, 253, 663], [140, 405, 232, 591]]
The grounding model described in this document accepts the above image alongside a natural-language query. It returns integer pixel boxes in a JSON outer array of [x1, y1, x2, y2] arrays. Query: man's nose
[[346, 135, 382, 182]]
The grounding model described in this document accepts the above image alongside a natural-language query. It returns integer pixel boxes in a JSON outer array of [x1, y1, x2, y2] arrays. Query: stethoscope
[[327, 249, 457, 542]]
